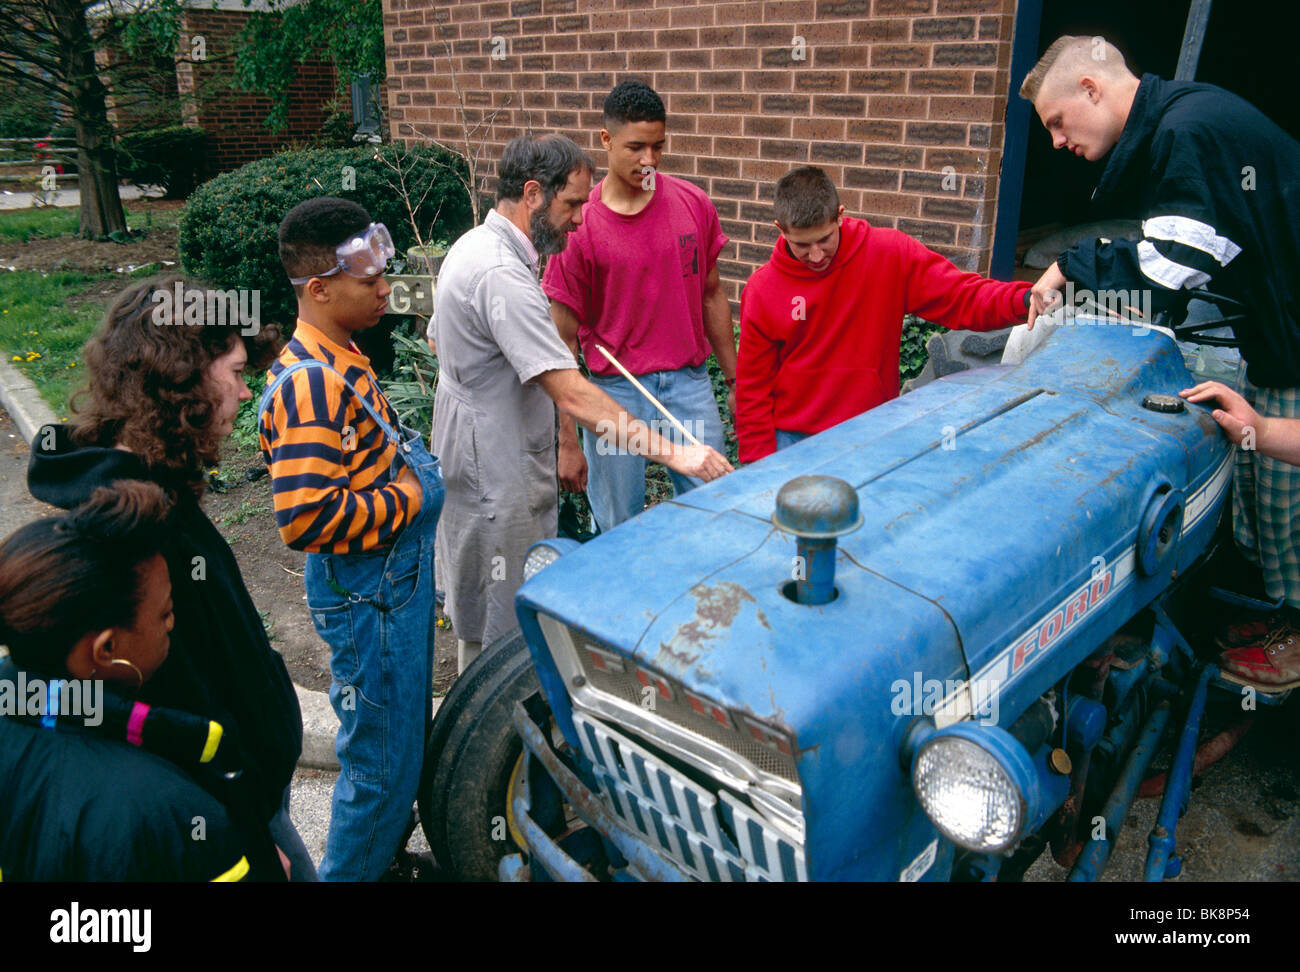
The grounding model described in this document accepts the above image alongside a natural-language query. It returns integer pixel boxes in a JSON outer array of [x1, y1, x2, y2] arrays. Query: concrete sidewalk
[[0, 184, 163, 211]]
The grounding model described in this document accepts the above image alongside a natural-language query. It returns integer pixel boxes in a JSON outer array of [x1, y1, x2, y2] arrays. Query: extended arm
[[1180, 381, 1300, 466], [536, 368, 733, 482], [905, 237, 1031, 331], [1033, 128, 1239, 328]]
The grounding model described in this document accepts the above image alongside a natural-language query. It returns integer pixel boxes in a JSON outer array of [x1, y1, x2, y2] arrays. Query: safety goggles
[[288, 222, 395, 285]]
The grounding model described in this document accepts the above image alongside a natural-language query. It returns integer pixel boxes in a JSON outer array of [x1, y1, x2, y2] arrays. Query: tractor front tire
[[418, 628, 553, 881]]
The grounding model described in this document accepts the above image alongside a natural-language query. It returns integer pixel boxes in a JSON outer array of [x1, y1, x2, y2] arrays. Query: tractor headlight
[[911, 724, 1037, 853], [522, 538, 580, 583]]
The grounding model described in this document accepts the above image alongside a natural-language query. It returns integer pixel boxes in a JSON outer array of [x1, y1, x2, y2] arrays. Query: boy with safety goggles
[[260, 197, 445, 881]]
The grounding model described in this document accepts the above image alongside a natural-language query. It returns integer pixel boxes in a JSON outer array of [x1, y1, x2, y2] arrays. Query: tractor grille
[[574, 711, 808, 882], [568, 628, 800, 785]]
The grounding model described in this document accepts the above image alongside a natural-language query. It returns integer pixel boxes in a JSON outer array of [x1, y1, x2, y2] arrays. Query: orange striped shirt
[[258, 320, 422, 554]]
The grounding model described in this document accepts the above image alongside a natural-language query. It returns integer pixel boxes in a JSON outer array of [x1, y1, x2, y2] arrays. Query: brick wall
[[175, 9, 342, 173], [99, 28, 184, 134], [383, 0, 1017, 301]]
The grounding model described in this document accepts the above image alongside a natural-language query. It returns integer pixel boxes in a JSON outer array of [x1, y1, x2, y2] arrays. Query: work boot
[[1218, 621, 1300, 690], [1214, 613, 1288, 652]]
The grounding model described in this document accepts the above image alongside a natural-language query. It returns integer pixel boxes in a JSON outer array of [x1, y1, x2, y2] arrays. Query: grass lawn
[[0, 203, 182, 243], [0, 270, 117, 418]]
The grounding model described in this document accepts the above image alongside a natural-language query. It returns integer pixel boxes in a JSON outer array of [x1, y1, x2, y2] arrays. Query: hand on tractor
[[1027, 262, 1066, 330], [666, 444, 734, 482], [1181, 380, 1300, 466], [1180, 381, 1261, 446]]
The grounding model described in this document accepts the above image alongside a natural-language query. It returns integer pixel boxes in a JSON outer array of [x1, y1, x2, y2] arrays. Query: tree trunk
[[52, 0, 126, 238], [72, 113, 126, 238]]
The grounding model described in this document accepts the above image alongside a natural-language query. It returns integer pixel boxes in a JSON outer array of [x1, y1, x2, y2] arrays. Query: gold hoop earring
[[109, 658, 144, 690]]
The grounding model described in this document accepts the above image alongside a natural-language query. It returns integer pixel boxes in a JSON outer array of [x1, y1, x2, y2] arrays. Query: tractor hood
[[515, 324, 1232, 879]]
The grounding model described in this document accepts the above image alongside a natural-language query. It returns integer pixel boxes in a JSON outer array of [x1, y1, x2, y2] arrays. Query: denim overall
[[261, 360, 444, 881]]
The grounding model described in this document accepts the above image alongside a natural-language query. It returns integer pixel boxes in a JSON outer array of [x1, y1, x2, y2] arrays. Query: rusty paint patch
[[655, 582, 757, 672], [691, 581, 755, 626]]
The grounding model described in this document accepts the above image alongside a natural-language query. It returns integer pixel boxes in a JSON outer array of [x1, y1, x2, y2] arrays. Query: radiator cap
[[1142, 393, 1185, 413], [772, 475, 863, 539]]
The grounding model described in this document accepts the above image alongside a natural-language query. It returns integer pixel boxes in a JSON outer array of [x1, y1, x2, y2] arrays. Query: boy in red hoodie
[[736, 166, 1033, 462]]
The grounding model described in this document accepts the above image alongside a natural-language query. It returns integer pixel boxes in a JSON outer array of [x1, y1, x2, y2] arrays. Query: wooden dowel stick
[[593, 344, 704, 448]]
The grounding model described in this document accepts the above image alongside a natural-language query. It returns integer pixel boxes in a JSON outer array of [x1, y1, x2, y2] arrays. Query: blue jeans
[[583, 364, 726, 532], [775, 429, 809, 451], [305, 429, 445, 882]]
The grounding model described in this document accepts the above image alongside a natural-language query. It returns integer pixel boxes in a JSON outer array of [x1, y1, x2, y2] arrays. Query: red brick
[[792, 117, 846, 139], [912, 16, 975, 40], [932, 42, 998, 66], [742, 70, 792, 91], [849, 70, 905, 92], [847, 118, 903, 141], [844, 166, 901, 190], [715, 3, 756, 25], [928, 95, 1000, 122], [813, 46, 871, 68], [671, 49, 713, 69], [715, 47, 760, 68], [672, 4, 716, 26], [868, 94, 927, 118], [630, 50, 670, 69], [700, 156, 741, 177], [861, 190, 921, 216], [898, 217, 955, 244], [764, 0, 815, 20], [923, 147, 986, 171], [760, 139, 809, 161], [742, 159, 794, 182], [850, 17, 910, 42], [669, 92, 712, 113], [745, 115, 793, 137]]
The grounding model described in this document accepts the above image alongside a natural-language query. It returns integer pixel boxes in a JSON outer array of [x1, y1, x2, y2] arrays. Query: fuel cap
[[1142, 393, 1185, 413]]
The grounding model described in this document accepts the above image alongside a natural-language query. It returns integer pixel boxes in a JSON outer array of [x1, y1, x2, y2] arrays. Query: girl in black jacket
[[0, 481, 284, 880], [27, 275, 313, 879]]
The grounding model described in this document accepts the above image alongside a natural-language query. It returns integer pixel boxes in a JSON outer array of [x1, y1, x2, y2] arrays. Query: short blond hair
[[1020, 35, 1131, 102]]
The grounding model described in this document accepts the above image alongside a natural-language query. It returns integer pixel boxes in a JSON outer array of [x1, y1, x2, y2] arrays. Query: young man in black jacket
[[1021, 35, 1300, 689]]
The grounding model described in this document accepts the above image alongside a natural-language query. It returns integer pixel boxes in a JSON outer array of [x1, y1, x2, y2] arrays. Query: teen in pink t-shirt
[[543, 172, 728, 376], [543, 81, 735, 533]]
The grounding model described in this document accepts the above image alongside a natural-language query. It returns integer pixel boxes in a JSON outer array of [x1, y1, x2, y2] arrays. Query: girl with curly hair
[[27, 274, 315, 880]]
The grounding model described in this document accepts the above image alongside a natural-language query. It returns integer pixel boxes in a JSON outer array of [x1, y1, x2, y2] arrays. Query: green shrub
[[116, 126, 209, 199], [900, 314, 944, 382], [384, 325, 438, 432], [178, 144, 473, 330], [317, 110, 360, 147], [231, 369, 268, 451]]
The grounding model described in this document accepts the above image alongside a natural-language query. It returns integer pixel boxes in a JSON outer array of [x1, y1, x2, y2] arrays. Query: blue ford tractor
[[418, 313, 1282, 881]]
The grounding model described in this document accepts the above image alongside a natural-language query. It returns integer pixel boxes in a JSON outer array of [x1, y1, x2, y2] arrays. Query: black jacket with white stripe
[[1058, 73, 1300, 388]]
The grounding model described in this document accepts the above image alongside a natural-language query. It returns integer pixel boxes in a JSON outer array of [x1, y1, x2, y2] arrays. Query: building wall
[[175, 8, 341, 172], [382, 0, 1018, 301]]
